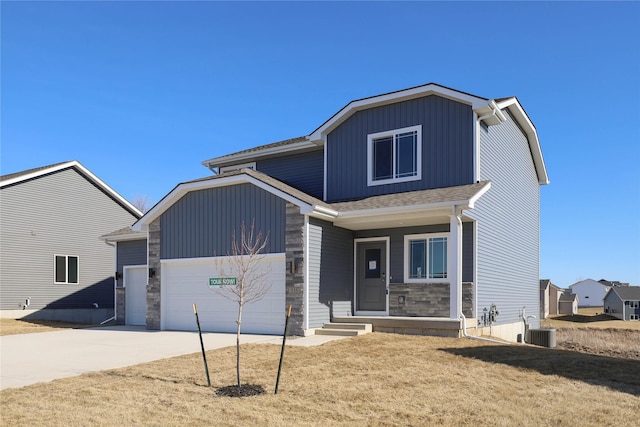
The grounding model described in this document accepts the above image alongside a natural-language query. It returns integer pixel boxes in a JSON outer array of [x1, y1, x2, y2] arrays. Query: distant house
[[603, 286, 640, 321], [540, 279, 563, 318], [540, 279, 577, 317], [111, 83, 549, 342], [568, 279, 611, 307], [558, 292, 578, 315], [0, 161, 142, 323]]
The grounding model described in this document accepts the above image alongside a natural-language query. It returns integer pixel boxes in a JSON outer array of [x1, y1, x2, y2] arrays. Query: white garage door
[[125, 266, 147, 326], [161, 254, 286, 335]]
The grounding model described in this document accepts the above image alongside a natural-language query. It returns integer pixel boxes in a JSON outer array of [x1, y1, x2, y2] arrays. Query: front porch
[[331, 316, 478, 338]]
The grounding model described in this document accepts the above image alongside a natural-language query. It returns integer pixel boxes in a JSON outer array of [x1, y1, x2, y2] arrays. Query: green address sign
[[209, 277, 237, 286]]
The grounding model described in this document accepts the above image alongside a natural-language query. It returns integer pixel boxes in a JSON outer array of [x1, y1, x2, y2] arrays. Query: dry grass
[[2, 332, 639, 426], [0, 318, 94, 336], [542, 307, 640, 330]]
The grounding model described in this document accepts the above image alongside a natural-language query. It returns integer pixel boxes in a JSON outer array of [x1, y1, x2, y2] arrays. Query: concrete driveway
[[0, 326, 345, 390]]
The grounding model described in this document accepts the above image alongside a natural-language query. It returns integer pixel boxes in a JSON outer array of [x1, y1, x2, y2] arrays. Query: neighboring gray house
[[0, 161, 142, 323], [112, 83, 549, 342], [603, 286, 640, 321]]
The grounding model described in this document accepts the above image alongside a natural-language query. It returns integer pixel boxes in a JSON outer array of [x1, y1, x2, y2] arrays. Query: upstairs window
[[367, 125, 422, 186], [404, 233, 448, 283], [54, 255, 79, 284]]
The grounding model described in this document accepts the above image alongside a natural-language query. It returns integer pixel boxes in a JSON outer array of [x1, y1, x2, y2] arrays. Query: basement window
[[54, 255, 79, 284]]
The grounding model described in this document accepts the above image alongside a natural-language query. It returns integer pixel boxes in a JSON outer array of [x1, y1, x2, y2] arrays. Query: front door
[[356, 241, 387, 312]]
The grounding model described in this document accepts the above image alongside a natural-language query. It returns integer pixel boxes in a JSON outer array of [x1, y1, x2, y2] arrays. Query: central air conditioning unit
[[527, 328, 556, 348]]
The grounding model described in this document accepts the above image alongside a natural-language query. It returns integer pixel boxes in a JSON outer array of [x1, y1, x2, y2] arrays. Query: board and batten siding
[[0, 168, 139, 310], [160, 183, 286, 259], [307, 218, 354, 327], [467, 109, 541, 328], [257, 149, 324, 199], [116, 239, 148, 287], [326, 95, 474, 202]]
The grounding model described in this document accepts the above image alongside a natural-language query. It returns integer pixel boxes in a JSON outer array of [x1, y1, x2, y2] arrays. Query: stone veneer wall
[[115, 287, 125, 325], [146, 218, 161, 330], [285, 203, 305, 335], [389, 282, 473, 317]]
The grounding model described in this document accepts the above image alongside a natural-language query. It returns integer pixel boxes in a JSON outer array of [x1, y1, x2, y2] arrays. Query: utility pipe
[[460, 313, 511, 345]]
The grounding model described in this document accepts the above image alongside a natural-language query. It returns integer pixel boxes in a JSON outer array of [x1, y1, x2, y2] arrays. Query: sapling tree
[[213, 221, 271, 388]]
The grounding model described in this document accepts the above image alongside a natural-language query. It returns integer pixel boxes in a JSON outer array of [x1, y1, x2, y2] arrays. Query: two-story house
[[110, 83, 548, 342]]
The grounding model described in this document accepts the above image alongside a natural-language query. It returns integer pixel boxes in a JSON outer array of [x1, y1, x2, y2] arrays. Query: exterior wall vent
[[527, 328, 556, 348]]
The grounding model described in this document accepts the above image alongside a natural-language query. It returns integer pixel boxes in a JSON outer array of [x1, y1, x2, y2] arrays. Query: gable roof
[[569, 278, 609, 289], [133, 168, 491, 231], [559, 293, 578, 303], [201, 82, 548, 186], [1, 160, 143, 218], [604, 286, 640, 301]]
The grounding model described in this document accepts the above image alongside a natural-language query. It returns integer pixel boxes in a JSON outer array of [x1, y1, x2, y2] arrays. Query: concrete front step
[[314, 322, 373, 336], [324, 322, 373, 332]]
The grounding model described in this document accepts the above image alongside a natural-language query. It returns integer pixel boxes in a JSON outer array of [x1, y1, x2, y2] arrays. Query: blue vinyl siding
[[116, 239, 147, 287], [468, 109, 541, 328], [354, 223, 474, 284], [326, 95, 474, 202], [160, 183, 286, 259], [307, 218, 354, 326], [257, 150, 324, 199]]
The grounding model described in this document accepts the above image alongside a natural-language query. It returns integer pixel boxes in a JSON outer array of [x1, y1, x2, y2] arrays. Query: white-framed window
[[54, 255, 79, 284], [630, 301, 639, 309], [367, 125, 422, 186], [219, 162, 256, 174], [404, 233, 448, 283]]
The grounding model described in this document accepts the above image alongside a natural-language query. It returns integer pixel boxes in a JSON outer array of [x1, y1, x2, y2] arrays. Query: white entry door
[[125, 266, 147, 326], [161, 255, 286, 334]]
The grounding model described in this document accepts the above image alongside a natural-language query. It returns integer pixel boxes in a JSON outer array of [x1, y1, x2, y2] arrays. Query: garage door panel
[[162, 255, 286, 334]]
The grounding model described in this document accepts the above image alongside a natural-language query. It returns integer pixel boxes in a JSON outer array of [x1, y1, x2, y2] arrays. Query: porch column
[[449, 213, 463, 320]]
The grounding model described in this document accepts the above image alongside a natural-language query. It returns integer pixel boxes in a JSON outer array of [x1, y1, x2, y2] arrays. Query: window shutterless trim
[[367, 125, 422, 186], [403, 232, 449, 283], [53, 254, 80, 285]]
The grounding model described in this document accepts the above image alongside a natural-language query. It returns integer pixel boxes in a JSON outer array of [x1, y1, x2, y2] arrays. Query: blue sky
[[2, 1, 639, 287]]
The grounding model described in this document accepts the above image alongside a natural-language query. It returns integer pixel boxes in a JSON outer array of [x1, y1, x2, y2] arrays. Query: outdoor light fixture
[[148, 268, 156, 279], [115, 271, 122, 280]]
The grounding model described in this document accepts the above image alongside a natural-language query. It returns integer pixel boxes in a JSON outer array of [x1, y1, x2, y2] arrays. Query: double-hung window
[[54, 255, 79, 284], [367, 125, 422, 186], [404, 233, 448, 283]]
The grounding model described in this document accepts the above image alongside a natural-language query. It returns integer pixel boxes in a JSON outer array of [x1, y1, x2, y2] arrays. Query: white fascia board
[[309, 84, 488, 143], [337, 199, 475, 221], [101, 231, 147, 243], [467, 182, 492, 208], [495, 98, 550, 185], [309, 205, 339, 220], [1, 160, 143, 217], [201, 139, 316, 168], [132, 174, 316, 230]]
